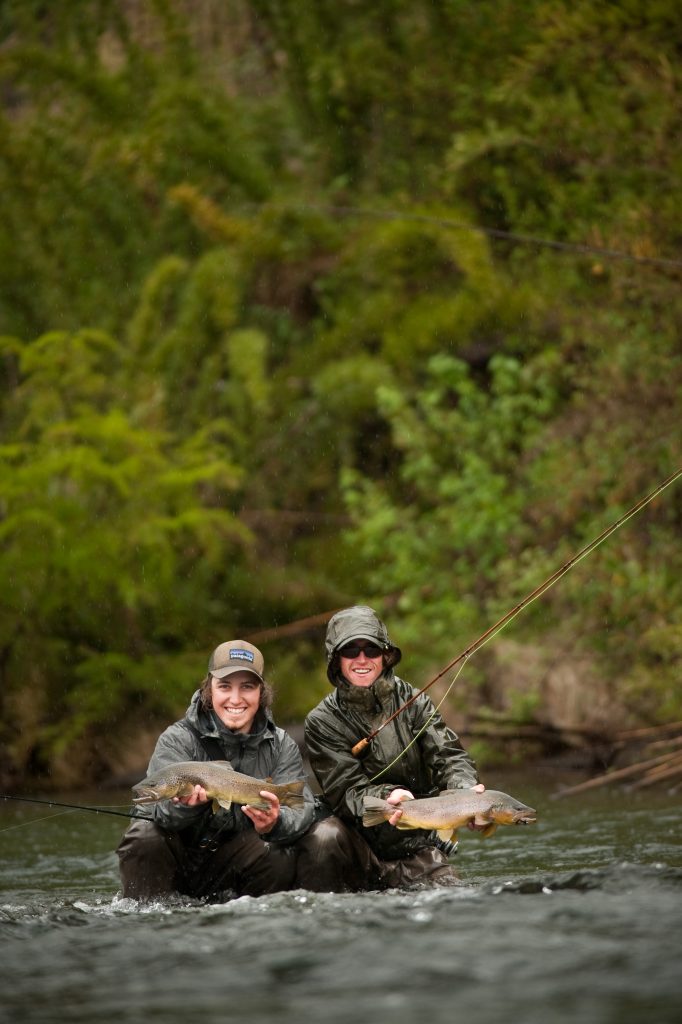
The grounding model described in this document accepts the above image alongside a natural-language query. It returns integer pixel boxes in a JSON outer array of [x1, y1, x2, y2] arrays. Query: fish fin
[[480, 823, 497, 839], [437, 828, 455, 842], [278, 779, 306, 809], [215, 797, 233, 811], [362, 796, 390, 828]]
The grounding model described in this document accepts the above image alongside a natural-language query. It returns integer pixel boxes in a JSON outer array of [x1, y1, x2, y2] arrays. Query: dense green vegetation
[[0, 1, 680, 785]]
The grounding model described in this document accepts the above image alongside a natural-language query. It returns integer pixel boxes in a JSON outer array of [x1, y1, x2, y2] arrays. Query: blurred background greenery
[[0, 0, 680, 787]]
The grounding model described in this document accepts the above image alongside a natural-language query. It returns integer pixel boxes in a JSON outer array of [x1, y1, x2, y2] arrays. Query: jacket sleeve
[[258, 731, 316, 845], [411, 691, 479, 790], [304, 707, 396, 823], [143, 722, 213, 833]]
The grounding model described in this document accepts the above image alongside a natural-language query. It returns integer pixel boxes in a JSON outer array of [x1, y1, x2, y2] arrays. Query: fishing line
[[352, 466, 682, 759], [0, 808, 81, 834], [253, 202, 682, 271], [0, 795, 152, 822], [367, 659, 469, 784]]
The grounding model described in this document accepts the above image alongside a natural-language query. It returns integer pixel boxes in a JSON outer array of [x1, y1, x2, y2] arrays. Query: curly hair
[[199, 673, 274, 713]]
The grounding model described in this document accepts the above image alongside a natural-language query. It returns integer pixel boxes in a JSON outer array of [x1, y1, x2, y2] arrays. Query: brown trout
[[132, 760, 305, 812], [362, 788, 536, 841]]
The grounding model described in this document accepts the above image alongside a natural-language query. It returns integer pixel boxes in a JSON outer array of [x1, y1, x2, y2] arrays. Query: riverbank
[[4, 716, 682, 801]]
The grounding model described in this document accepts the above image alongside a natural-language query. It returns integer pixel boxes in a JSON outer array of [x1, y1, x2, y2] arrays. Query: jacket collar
[[334, 672, 395, 713], [185, 690, 276, 746]]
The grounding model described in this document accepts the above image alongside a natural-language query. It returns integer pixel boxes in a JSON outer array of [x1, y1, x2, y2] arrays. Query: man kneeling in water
[[117, 640, 319, 901], [297, 606, 486, 891]]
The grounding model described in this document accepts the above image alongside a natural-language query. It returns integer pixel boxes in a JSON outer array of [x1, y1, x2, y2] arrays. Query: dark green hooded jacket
[[304, 606, 479, 859]]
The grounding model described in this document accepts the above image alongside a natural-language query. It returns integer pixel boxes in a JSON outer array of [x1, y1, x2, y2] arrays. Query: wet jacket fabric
[[305, 671, 479, 859], [145, 690, 315, 848]]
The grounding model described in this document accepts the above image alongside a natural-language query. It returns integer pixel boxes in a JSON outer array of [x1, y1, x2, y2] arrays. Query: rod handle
[[351, 736, 371, 758]]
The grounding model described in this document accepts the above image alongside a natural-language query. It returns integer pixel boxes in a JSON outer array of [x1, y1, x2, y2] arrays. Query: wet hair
[[199, 673, 274, 713]]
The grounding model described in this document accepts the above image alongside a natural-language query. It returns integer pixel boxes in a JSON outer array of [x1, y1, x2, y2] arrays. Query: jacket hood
[[325, 605, 402, 684]]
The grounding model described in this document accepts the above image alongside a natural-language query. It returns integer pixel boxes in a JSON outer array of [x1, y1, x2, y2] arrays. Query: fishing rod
[[351, 466, 682, 758], [1, 794, 152, 821]]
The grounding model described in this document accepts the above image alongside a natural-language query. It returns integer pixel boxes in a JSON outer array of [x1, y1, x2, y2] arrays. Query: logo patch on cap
[[230, 648, 254, 663]]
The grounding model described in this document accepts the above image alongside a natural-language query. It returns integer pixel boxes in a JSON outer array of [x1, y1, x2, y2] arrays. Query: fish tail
[[278, 779, 306, 808], [362, 796, 390, 827]]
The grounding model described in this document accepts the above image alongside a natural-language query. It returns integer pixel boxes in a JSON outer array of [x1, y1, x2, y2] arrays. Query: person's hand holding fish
[[171, 781, 280, 834], [466, 783, 488, 830], [173, 785, 209, 808], [242, 790, 280, 834], [385, 788, 415, 826]]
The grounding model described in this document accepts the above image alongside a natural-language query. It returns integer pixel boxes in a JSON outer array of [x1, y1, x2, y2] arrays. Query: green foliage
[[0, 1, 681, 783], [342, 330, 681, 718], [447, 1, 682, 250], [0, 329, 255, 770], [250, 0, 539, 186], [0, 1, 273, 339], [341, 350, 564, 657], [627, 620, 682, 721], [312, 209, 518, 369]]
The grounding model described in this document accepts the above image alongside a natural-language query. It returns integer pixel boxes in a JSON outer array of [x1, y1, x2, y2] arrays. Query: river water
[[1, 771, 680, 1024]]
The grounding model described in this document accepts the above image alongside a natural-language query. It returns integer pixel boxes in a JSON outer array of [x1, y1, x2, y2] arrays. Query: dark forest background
[[0, 0, 680, 788]]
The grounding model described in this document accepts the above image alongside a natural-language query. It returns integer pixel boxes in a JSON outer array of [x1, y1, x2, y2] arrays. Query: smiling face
[[338, 641, 385, 688], [210, 671, 262, 733]]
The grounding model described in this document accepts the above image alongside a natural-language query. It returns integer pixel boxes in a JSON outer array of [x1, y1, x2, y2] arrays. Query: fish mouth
[[131, 789, 159, 803], [514, 811, 537, 825]]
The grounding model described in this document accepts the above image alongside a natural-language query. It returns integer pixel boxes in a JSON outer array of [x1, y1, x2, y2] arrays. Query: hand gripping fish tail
[[272, 779, 306, 808]]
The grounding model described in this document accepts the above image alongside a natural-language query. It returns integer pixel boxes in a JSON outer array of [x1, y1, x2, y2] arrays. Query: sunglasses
[[337, 642, 384, 659]]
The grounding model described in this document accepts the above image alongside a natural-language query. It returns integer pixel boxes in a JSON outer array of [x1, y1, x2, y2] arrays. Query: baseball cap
[[208, 640, 264, 681]]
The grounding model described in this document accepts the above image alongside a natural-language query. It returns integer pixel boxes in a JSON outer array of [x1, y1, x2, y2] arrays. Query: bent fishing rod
[[1, 794, 152, 821], [351, 467, 682, 758]]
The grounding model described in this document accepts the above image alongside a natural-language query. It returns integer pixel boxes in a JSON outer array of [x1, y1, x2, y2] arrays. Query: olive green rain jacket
[[305, 672, 479, 859]]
